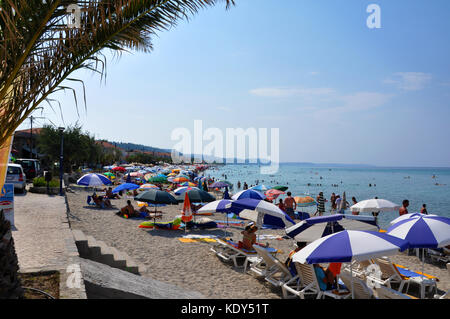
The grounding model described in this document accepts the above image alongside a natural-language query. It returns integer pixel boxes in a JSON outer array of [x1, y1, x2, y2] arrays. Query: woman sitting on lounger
[[240, 224, 258, 250], [313, 264, 340, 290]]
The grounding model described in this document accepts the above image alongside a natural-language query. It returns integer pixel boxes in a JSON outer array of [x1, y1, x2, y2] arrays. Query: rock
[[80, 258, 204, 299]]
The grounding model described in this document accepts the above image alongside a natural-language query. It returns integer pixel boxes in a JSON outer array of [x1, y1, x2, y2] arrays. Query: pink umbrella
[[265, 189, 285, 201]]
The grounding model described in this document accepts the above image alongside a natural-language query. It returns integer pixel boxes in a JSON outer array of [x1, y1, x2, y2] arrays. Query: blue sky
[[20, 0, 450, 167]]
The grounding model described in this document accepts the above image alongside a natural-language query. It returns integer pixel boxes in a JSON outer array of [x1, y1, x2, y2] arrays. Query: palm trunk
[[0, 209, 24, 299]]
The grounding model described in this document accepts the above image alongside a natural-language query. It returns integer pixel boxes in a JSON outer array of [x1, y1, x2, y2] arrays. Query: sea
[[204, 163, 450, 229]]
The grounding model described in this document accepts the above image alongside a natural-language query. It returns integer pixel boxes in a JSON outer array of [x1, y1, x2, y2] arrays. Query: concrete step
[[72, 229, 89, 256], [72, 229, 145, 275]]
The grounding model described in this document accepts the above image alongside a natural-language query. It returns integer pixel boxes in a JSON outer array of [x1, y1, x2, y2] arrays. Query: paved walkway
[[11, 192, 86, 299]]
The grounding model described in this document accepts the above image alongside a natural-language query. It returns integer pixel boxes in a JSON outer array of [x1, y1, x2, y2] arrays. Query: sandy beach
[[66, 189, 450, 299]]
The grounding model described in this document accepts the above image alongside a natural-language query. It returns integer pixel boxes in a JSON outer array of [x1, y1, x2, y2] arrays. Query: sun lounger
[[436, 263, 450, 299], [375, 286, 418, 299], [210, 239, 277, 272], [250, 244, 293, 288], [339, 271, 376, 299], [281, 263, 350, 299], [371, 257, 412, 293], [429, 248, 450, 264]]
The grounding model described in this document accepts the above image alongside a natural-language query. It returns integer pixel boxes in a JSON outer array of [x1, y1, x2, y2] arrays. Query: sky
[[19, 0, 450, 167]]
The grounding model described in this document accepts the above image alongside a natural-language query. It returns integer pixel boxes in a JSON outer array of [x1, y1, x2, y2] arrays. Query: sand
[[66, 189, 449, 299]]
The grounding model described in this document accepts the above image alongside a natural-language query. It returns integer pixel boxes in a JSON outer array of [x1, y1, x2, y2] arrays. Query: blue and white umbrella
[[387, 214, 450, 297], [387, 215, 450, 249], [232, 189, 266, 200], [286, 214, 379, 243], [112, 183, 139, 193], [198, 199, 234, 214], [174, 186, 200, 195], [293, 230, 409, 264], [77, 173, 112, 187], [389, 213, 438, 226], [226, 198, 295, 229], [292, 230, 409, 299]]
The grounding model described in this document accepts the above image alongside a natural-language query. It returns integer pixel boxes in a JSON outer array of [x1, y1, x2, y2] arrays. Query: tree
[[0, 0, 234, 187], [38, 124, 102, 172]]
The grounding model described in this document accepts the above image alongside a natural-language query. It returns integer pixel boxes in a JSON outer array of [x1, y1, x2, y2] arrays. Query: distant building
[[12, 128, 43, 158]]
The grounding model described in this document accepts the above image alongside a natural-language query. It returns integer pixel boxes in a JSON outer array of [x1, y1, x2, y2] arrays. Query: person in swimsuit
[[284, 192, 297, 219], [240, 224, 258, 250], [399, 199, 409, 216]]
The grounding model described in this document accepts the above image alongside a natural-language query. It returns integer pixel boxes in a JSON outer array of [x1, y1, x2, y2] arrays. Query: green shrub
[[33, 177, 60, 188]]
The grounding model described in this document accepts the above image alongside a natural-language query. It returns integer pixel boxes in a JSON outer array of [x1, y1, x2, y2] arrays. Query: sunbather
[[119, 200, 139, 217], [240, 224, 258, 250], [285, 242, 307, 276], [105, 187, 120, 199], [314, 264, 339, 291]]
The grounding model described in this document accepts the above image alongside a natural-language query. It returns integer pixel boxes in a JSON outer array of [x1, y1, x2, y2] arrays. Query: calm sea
[[204, 164, 450, 229]]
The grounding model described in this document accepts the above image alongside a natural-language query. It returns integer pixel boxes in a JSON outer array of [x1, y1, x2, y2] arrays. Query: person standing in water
[[316, 192, 325, 216], [284, 192, 297, 220], [420, 204, 428, 215], [399, 200, 409, 216]]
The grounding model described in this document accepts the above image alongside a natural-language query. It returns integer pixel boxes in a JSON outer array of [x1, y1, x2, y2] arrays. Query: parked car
[[15, 158, 42, 180], [6, 163, 27, 193]]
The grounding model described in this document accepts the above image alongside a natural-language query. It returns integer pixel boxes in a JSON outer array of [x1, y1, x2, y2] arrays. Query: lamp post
[[58, 127, 65, 196]]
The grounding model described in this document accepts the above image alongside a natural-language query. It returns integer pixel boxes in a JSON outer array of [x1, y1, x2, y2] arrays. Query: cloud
[[384, 72, 432, 91], [249, 87, 335, 98], [309, 71, 320, 76]]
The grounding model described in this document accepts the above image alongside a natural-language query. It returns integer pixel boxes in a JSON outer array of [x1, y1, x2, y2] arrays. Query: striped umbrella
[[232, 189, 266, 200], [387, 215, 450, 297], [180, 182, 197, 187], [77, 173, 112, 187], [139, 183, 159, 190], [389, 213, 438, 226], [226, 198, 295, 229], [285, 214, 379, 243], [198, 199, 234, 214], [174, 186, 200, 195], [172, 177, 189, 183]]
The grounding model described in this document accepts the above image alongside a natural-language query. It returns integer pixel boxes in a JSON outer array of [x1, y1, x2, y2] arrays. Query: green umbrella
[[104, 172, 115, 178], [272, 186, 288, 192], [149, 176, 167, 183]]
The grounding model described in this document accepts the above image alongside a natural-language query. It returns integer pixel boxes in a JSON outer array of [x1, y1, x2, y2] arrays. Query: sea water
[[204, 164, 450, 229]]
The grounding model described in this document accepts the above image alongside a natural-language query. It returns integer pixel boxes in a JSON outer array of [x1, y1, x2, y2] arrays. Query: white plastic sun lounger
[[339, 270, 376, 299], [375, 286, 418, 299], [210, 239, 277, 272], [371, 257, 412, 293], [251, 244, 293, 288], [281, 263, 351, 299]]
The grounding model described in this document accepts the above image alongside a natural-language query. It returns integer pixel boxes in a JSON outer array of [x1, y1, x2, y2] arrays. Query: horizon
[[17, 0, 450, 168]]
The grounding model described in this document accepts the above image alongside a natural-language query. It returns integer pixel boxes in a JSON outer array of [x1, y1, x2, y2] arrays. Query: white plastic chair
[[251, 244, 293, 288]]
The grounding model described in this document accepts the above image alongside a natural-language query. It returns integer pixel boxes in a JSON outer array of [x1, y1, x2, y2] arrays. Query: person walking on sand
[[316, 192, 325, 216], [284, 192, 297, 219], [399, 199, 409, 216]]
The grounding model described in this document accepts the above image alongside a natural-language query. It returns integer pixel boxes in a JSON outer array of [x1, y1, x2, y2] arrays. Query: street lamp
[[58, 127, 65, 196]]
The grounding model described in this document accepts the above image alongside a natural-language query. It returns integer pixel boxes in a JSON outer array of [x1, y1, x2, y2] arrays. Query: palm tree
[[0, 0, 234, 182]]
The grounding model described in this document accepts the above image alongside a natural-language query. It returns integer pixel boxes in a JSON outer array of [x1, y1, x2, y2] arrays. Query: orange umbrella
[[173, 177, 189, 183], [181, 192, 193, 225], [294, 196, 317, 206]]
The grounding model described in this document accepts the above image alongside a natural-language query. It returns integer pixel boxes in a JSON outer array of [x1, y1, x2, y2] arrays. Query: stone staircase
[[72, 229, 146, 275]]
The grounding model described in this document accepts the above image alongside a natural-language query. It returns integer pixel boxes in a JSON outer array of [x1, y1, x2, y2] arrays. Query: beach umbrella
[[139, 183, 159, 190], [285, 214, 379, 243], [389, 213, 438, 226], [175, 189, 215, 203], [265, 189, 285, 201], [181, 192, 193, 230], [112, 183, 139, 193], [172, 177, 189, 183], [176, 174, 190, 179], [149, 175, 167, 183], [251, 184, 271, 192], [198, 200, 234, 214], [112, 166, 126, 172], [174, 186, 200, 195], [130, 172, 143, 177], [103, 172, 115, 178], [272, 186, 288, 192], [350, 198, 400, 214], [226, 198, 295, 229], [77, 173, 112, 187], [210, 181, 230, 189], [180, 182, 197, 187], [126, 173, 131, 183], [232, 189, 266, 200], [294, 196, 317, 207], [388, 215, 450, 298], [292, 230, 409, 299], [135, 189, 178, 205]]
